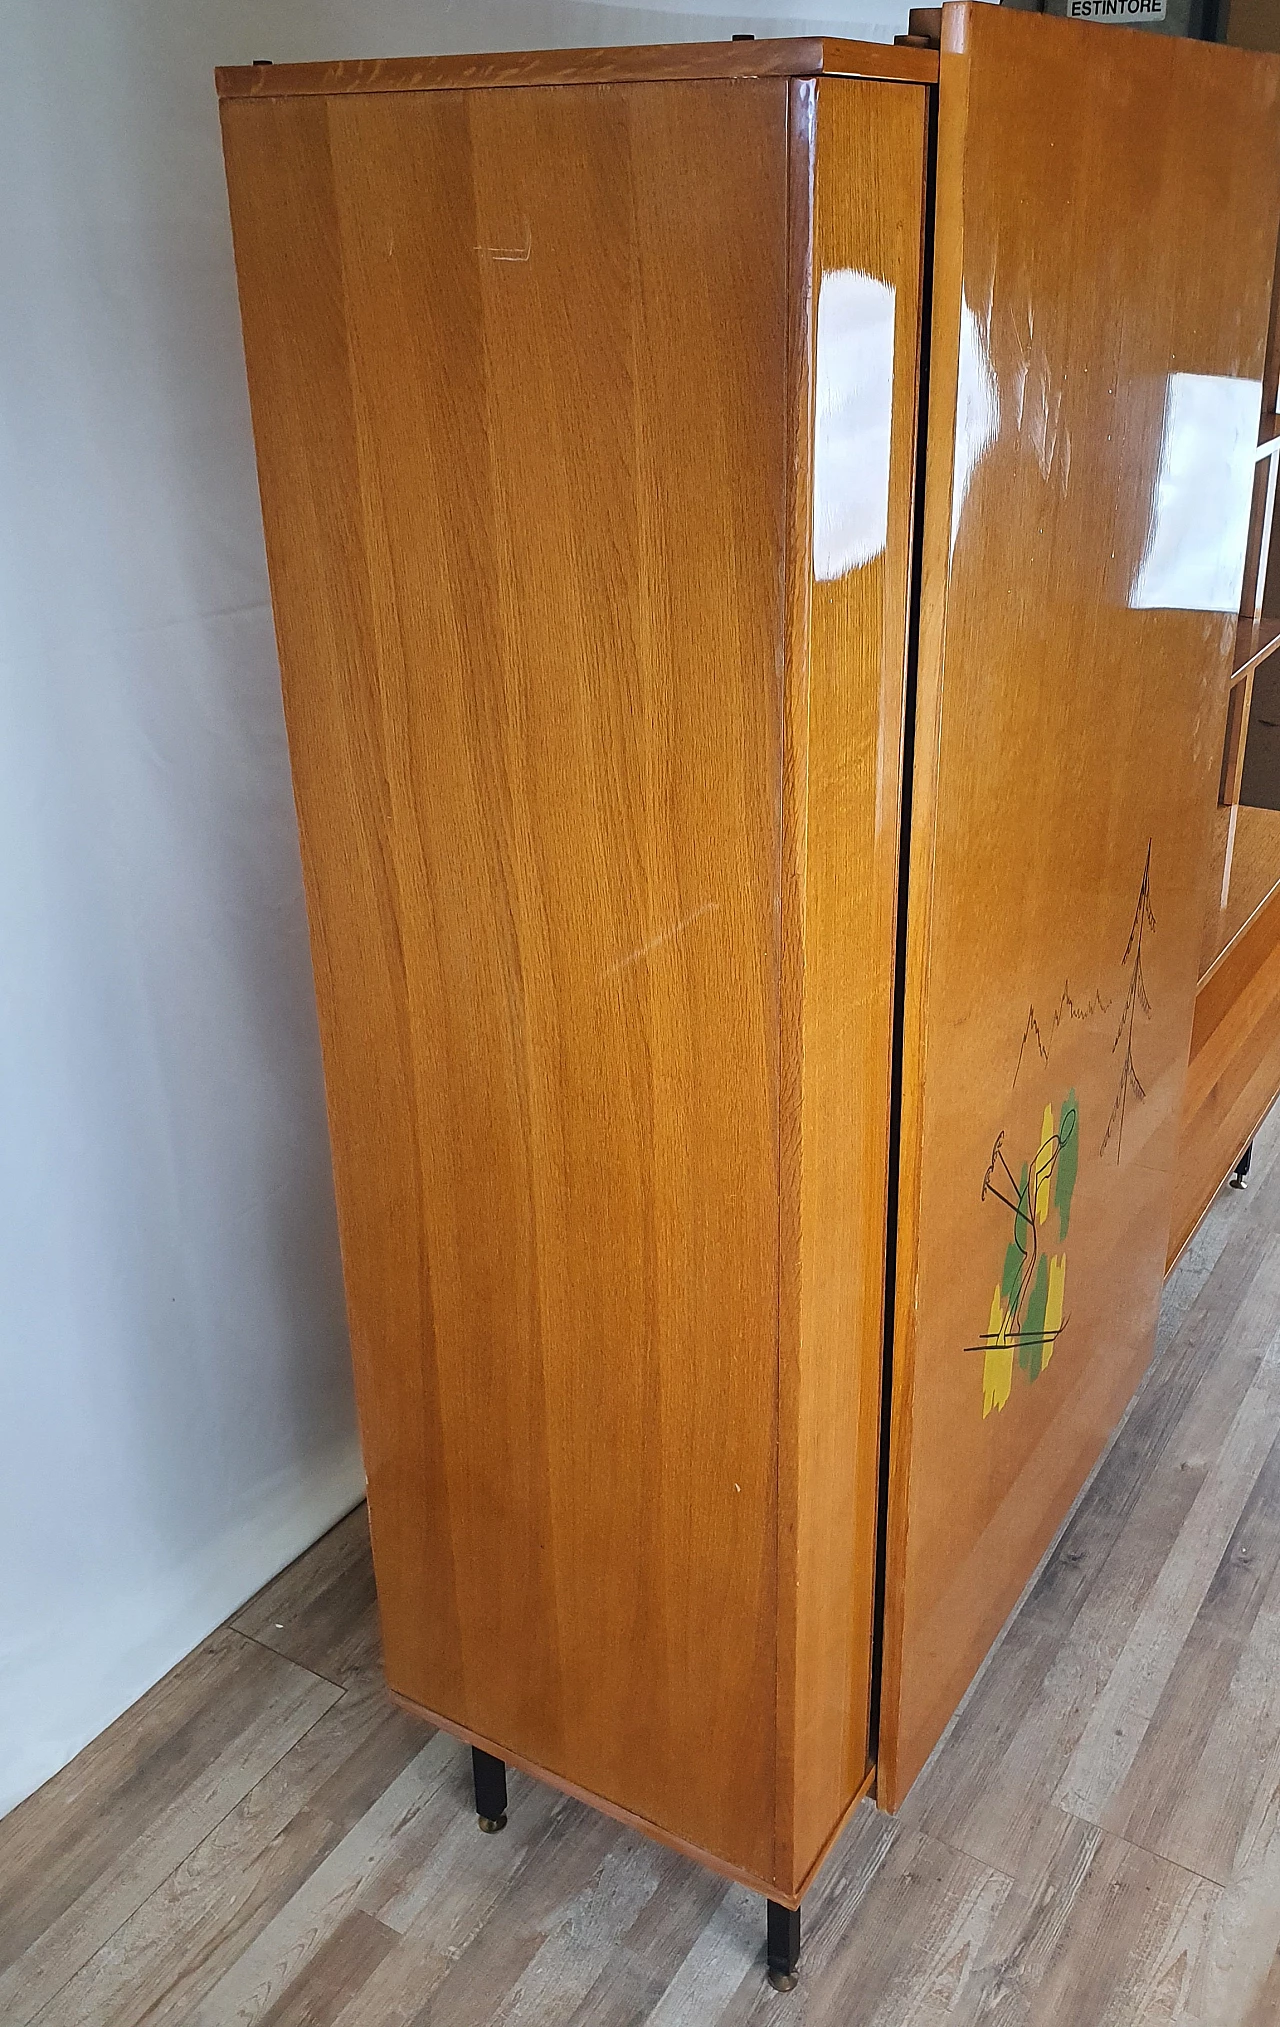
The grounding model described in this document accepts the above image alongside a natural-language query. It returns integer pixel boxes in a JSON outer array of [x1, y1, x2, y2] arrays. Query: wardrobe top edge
[[214, 37, 941, 102]]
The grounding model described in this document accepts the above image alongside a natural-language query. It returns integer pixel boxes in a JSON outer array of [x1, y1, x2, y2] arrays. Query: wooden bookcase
[[1170, 228, 1280, 1265], [218, 5, 1280, 1982]]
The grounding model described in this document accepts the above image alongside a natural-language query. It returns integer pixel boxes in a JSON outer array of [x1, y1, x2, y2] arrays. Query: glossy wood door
[[881, 3, 1280, 1807], [778, 74, 929, 1894], [221, 78, 789, 1884]]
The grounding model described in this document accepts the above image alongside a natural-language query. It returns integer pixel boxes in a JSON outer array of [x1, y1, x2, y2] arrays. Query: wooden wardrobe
[[1170, 227, 1280, 1265], [218, 5, 1280, 1985]]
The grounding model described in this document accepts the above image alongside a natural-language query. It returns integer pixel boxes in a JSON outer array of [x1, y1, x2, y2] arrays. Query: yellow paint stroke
[[1043, 1254, 1067, 1365], [1035, 1103, 1055, 1225], [982, 1286, 1015, 1417]]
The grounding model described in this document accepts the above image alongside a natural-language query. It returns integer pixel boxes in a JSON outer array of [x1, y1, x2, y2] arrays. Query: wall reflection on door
[[813, 268, 896, 583], [1130, 372, 1261, 613]]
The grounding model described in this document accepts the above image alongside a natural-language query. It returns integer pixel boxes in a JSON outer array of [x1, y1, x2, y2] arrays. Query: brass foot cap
[[477, 1813, 507, 1833], [767, 1970, 798, 1993]]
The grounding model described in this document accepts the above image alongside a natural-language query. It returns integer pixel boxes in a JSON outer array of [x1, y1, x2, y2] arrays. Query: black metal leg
[[472, 1746, 507, 1832], [766, 1899, 801, 1991], [1231, 1140, 1254, 1190]]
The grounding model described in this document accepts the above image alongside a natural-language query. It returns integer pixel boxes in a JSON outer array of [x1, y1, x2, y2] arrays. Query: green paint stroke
[[1054, 1091, 1079, 1242], [1020, 1254, 1050, 1381], [1015, 1163, 1031, 1256], [1001, 1240, 1022, 1309], [1001, 1164, 1032, 1308]]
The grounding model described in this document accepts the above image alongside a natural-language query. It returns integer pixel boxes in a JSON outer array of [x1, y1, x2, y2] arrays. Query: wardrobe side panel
[[777, 76, 930, 1894], [220, 80, 788, 1880], [881, 4, 1280, 1806]]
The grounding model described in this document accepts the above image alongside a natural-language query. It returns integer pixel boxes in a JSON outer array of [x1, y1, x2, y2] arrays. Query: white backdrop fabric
[[0, 0, 911, 1819]]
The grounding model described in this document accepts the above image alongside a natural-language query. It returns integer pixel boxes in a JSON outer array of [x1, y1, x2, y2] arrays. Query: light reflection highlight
[[1130, 373, 1261, 612], [951, 297, 1000, 558], [812, 269, 895, 582]]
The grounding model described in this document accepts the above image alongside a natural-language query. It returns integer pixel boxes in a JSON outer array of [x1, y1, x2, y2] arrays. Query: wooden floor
[[6, 1117, 1280, 2024]]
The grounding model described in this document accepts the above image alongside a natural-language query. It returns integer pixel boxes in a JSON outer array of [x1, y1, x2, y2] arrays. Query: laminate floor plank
[[256, 1910, 397, 2027], [5, 1108, 1280, 2024], [359, 1801, 638, 2027], [184, 1735, 463, 2025], [0, 1628, 328, 1969], [667, 1800, 908, 2026], [1191, 1723, 1280, 2023], [712, 1828, 1014, 2027], [304, 1779, 575, 2027], [897, 1192, 1280, 1885], [232, 1507, 378, 1688], [24, 1678, 427, 2027], [0, 1633, 342, 2025], [946, 1817, 1221, 2027], [1100, 1452, 1280, 1880], [566, 1861, 739, 2027], [639, 1883, 762, 2026], [1057, 1237, 1280, 1825], [1241, 1944, 1280, 2026]]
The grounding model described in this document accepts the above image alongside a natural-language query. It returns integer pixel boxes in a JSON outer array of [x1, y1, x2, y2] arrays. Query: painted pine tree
[[1101, 843, 1155, 1162]]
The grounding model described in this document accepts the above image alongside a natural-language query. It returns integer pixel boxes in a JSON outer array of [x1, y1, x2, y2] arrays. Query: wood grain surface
[[222, 77, 792, 1885], [1198, 805, 1280, 1007], [6, 1118, 1280, 2021], [775, 74, 929, 1896], [215, 40, 938, 100], [881, 2, 1280, 1808], [222, 49, 939, 1894], [1171, 885, 1280, 1267]]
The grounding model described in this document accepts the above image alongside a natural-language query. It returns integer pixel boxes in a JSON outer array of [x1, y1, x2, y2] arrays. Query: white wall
[[0, 0, 912, 1820]]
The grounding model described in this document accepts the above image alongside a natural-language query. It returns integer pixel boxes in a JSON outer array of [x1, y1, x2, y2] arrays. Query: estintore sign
[[1067, 0, 1167, 18]]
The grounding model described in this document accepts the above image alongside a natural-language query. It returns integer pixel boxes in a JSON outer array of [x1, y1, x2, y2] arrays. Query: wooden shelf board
[[1170, 879, 1280, 1268], [1233, 615, 1280, 681]]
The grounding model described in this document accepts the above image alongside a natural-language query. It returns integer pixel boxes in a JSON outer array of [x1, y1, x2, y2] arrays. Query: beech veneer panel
[[222, 79, 788, 1883], [881, 3, 1280, 1807]]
